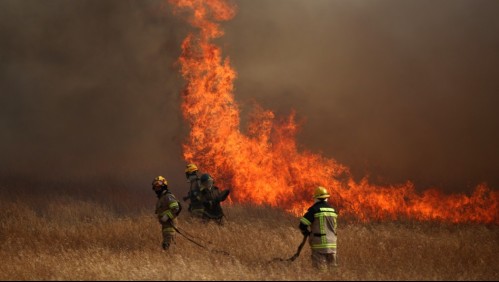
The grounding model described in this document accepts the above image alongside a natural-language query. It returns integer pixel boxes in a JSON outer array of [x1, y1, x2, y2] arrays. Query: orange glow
[[168, 0, 498, 224]]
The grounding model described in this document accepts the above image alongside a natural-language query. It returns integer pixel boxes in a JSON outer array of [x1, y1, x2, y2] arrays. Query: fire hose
[[173, 224, 308, 262], [271, 233, 309, 262], [172, 225, 231, 256]]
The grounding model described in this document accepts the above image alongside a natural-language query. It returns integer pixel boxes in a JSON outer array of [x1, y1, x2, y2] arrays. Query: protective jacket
[[186, 175, 204, 216], [299, 200, 338, 253], [198, 185, 224, 219], [155, 190, 181, 226]]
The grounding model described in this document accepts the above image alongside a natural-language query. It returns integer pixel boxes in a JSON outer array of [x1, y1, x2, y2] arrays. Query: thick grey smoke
[[225, 0, 499, 193], [1, 0, 498, 194], [0, 0, 189, 189]]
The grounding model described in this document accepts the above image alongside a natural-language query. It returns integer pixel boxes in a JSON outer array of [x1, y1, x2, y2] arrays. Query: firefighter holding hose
[[152, 176, 181, 251], [198, 173, 230, 225], [299, 186, 338, 271]]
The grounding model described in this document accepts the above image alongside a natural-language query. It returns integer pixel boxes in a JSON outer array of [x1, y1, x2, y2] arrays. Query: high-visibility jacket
[[299, 200, 338, 253], [155, 190, 180, 223]]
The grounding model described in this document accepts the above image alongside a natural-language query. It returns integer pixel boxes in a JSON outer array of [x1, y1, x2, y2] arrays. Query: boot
[[162, 242, 169, 250], [332, 253, 338, 267]]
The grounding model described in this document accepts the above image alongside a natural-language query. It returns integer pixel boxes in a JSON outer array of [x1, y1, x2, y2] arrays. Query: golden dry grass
[[0, 182, 497, 280]]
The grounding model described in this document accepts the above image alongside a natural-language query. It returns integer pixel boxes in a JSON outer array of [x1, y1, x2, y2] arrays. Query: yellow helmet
[[152, 176, 167, 187], [313, 186, 330, 199], [185, 163, 198, 174]]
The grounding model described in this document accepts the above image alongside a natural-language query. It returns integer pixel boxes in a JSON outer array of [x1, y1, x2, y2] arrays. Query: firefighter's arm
[[169, 201, 180, 218], [159, 201, 180, 222], [298, 210, 314, 236], [298, 221, 311, 236]]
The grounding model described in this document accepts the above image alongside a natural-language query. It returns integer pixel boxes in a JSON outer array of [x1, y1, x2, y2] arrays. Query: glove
[[160, 214, 169, 223]]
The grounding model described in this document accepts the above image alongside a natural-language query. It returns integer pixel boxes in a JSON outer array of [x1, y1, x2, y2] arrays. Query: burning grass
[[0, 183, 497, 281]]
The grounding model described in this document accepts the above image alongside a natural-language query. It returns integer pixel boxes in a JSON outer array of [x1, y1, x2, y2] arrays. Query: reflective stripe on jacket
[[299, 200, 338, 253], [156, 190, 180, 222]]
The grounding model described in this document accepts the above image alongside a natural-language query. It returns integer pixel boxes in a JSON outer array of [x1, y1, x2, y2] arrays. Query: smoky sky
[[1, 0, 498, 194]]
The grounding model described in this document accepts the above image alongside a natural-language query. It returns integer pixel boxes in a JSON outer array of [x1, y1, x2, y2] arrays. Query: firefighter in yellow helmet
[[182, 164, 204, 218], [152, 176, 181, 250], [299, 186, 338, 271]]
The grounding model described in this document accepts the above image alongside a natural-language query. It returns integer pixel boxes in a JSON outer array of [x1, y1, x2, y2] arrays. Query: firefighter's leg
[[311, 251, 328, 272], [330, 236, 338, 267], [325, 252, 338, 269], [191, 209, 204, 219], [161, 224, 176, 250]]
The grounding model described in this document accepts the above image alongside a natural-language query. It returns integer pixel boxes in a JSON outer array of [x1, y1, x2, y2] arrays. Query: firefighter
[[299, 186, 338, 271], [152, 176, 181, 250], [182, 163, 205, 218], [197, 173, 230, 225]]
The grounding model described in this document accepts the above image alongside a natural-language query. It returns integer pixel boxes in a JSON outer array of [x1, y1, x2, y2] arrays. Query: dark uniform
[[183, 164, 204, 218], [185, 173, 204, 217], [197, 173, 229, 225]]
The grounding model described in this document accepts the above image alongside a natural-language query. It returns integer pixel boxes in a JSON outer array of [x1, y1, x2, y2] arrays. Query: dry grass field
[[0, 179, 497, 280]]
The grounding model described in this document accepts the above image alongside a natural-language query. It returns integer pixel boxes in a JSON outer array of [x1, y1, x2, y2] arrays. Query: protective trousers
[[311, 250, 338, 272], [161, 219, 177, 250]]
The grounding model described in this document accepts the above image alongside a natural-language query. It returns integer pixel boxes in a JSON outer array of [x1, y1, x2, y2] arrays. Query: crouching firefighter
[[198, 173, 230, 225], [152, 176, 181, 250], [299, 186, 338, 271]]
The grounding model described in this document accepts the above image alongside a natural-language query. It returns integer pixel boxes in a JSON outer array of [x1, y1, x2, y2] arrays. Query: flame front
[[168, 0, 498, 224]]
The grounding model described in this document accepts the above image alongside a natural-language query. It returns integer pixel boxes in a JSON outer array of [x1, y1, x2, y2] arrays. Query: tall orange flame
[[168, 0, 498, 224]]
